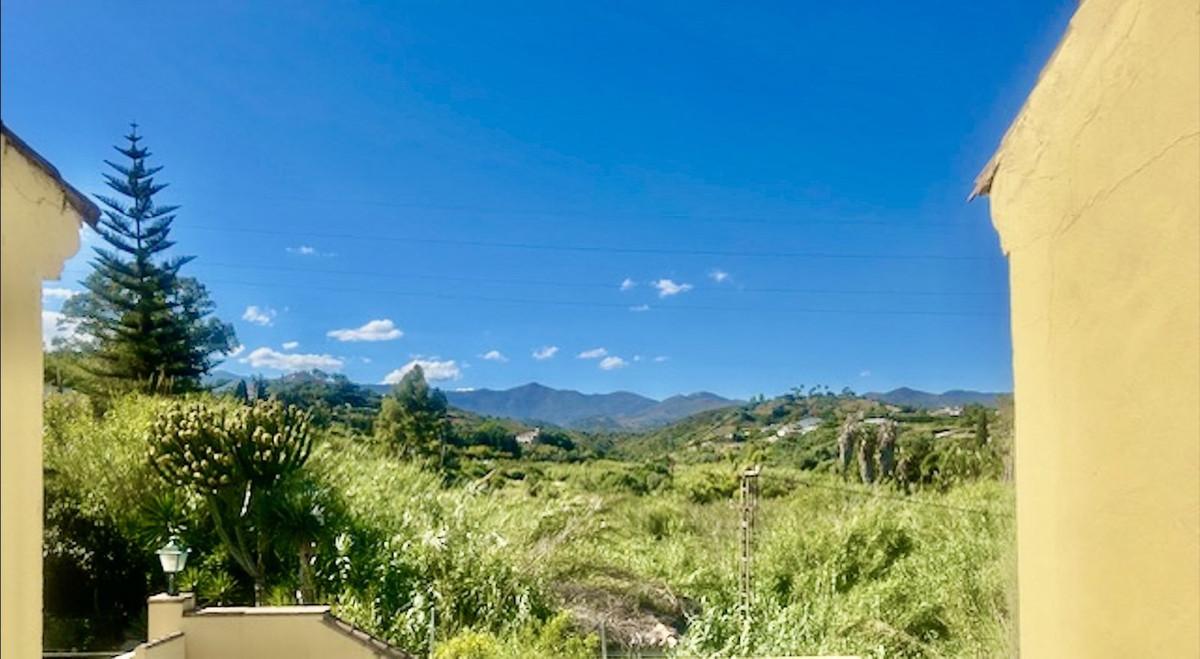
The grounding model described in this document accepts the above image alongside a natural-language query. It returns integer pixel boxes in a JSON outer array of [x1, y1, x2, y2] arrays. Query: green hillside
[[45, 370, 1014, 656]]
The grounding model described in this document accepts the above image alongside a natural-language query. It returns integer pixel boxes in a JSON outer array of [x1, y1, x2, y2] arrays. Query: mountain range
[[363, 381, 740, 430], [206, 371, 739, 431], [863, 387, 1007, 409], [206, 371, 1004, 428], [443, 383, 739, 431]]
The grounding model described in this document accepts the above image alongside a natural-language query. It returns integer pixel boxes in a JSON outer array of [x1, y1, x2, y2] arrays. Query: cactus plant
[[148, 398, 313, 603]]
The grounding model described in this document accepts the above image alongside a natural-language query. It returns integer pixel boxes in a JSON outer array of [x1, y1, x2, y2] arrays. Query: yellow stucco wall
[[136, 595, 406, 658], [181, 610, 398, 658], [1, 131, 90, 656], [136, 633, 186, 659], [982, 0, 1200, 655], [137, 592, 403, 652]]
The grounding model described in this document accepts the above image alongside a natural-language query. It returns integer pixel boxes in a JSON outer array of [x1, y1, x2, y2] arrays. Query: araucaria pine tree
[[62, 125, 235, 393]]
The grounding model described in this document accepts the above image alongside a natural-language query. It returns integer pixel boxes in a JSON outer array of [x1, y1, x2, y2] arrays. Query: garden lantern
[[156, 536, 189, 595]]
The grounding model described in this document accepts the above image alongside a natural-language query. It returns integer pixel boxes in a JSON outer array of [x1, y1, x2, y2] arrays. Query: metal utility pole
[[739, 465, 761, 637], [599, 619, 608, 659], [427, 602, 436, 659]]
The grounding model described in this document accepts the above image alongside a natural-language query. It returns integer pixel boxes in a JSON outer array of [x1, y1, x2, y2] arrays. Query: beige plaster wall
[[983, 0, 1200, 655], [179, 608, 398, 658], [1, 132, 88, 657], [136, 633, 186, 659]]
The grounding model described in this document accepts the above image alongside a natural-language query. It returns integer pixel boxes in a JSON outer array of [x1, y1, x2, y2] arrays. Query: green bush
[[43, 393, 190, 648], [434, 629, 503, 659], [676, 468, 736, 504]]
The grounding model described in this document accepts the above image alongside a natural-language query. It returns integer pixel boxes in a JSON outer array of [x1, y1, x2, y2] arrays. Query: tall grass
[[44, 393, 1015, 657]]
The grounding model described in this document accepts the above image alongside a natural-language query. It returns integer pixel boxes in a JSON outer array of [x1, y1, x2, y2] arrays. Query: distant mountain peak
[[514, 382, 553, 391], [864, 387, 1008, 409]]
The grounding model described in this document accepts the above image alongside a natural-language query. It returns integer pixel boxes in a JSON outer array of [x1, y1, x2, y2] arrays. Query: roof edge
[[967, 11, 1079, 202], [1, 121, 100, 226], [967, 155, 1001, 201]]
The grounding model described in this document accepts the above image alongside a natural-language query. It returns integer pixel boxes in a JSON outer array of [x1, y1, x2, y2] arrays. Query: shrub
[[147, 397, 315, 602], [43, 393, 183, 648], [677, 468, 736, 504], [434, 630, 503, 659]]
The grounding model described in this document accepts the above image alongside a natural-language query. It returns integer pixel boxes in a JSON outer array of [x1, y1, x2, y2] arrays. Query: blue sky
[[5, 1, 1075, 400]]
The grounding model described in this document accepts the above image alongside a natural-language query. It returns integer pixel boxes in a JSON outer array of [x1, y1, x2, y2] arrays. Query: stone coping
[[185, 604, 331, 617]]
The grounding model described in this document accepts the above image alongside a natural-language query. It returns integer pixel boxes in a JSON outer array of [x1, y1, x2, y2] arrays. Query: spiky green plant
[[148, 398, 313, 603]]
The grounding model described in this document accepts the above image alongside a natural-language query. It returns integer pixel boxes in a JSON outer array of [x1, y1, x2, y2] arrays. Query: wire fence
[[792, 475, 1013, 518]]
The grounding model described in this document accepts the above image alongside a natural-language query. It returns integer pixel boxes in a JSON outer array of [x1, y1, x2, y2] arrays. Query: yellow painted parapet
[[1, 124, 98, 658], [123, 593, 413, 659], [973, 0, 1200, 656]]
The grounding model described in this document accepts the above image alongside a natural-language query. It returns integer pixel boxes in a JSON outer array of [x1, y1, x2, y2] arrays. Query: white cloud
[[532, 345, 559, 360], [79, 224, 100, 247], [282, 341, 300, 350], [361, 357, 373, 364], [633, 355, 643, 362], [629, 304, 651, 312], [859, 370, 872, 378], [620, 278, 636, 292], [41, 311, 85, 348], [383, 358, 462, 384], [43, 287, 80, 300], [577, 347, 608, 359], [653, 356, 669, 363], [599, 356, 628, 370], [242, 305, 276, 326], [327, 319, 403, 342], [481, 350, 508, 362], [240, 347, 343, 372], [226, 344, 246, 358], [709, 269, 730, 283], [286, 245, 333, 257], [654, 279, 693, 298]]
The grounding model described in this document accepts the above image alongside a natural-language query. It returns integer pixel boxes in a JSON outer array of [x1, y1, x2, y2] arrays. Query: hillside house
[[775, 417, 822, 438], [515, 428, 541, 445]]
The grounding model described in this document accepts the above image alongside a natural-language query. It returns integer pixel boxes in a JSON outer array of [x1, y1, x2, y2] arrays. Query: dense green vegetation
[[43, 373, 1014, 657]]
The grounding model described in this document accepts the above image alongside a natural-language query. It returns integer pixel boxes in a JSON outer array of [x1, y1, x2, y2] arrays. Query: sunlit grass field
[[45, 394, 1014, 658], [316, 440, 1016, 657]]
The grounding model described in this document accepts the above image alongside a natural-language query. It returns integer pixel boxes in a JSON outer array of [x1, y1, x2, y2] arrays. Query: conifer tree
[[233, 379, 250, 403], [61, 125, 235, 393]]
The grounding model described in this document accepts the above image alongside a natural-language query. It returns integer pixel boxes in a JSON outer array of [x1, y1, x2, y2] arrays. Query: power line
[[58, 268, 1002, 317], [237, 194, 978, 230], [173, 259, 1001, 298], [181, 224, 992, 262], [793, 476, 1013, 518]]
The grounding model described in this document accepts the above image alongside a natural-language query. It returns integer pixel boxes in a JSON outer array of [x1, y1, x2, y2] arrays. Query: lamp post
[[156, 536, 190, 596]]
